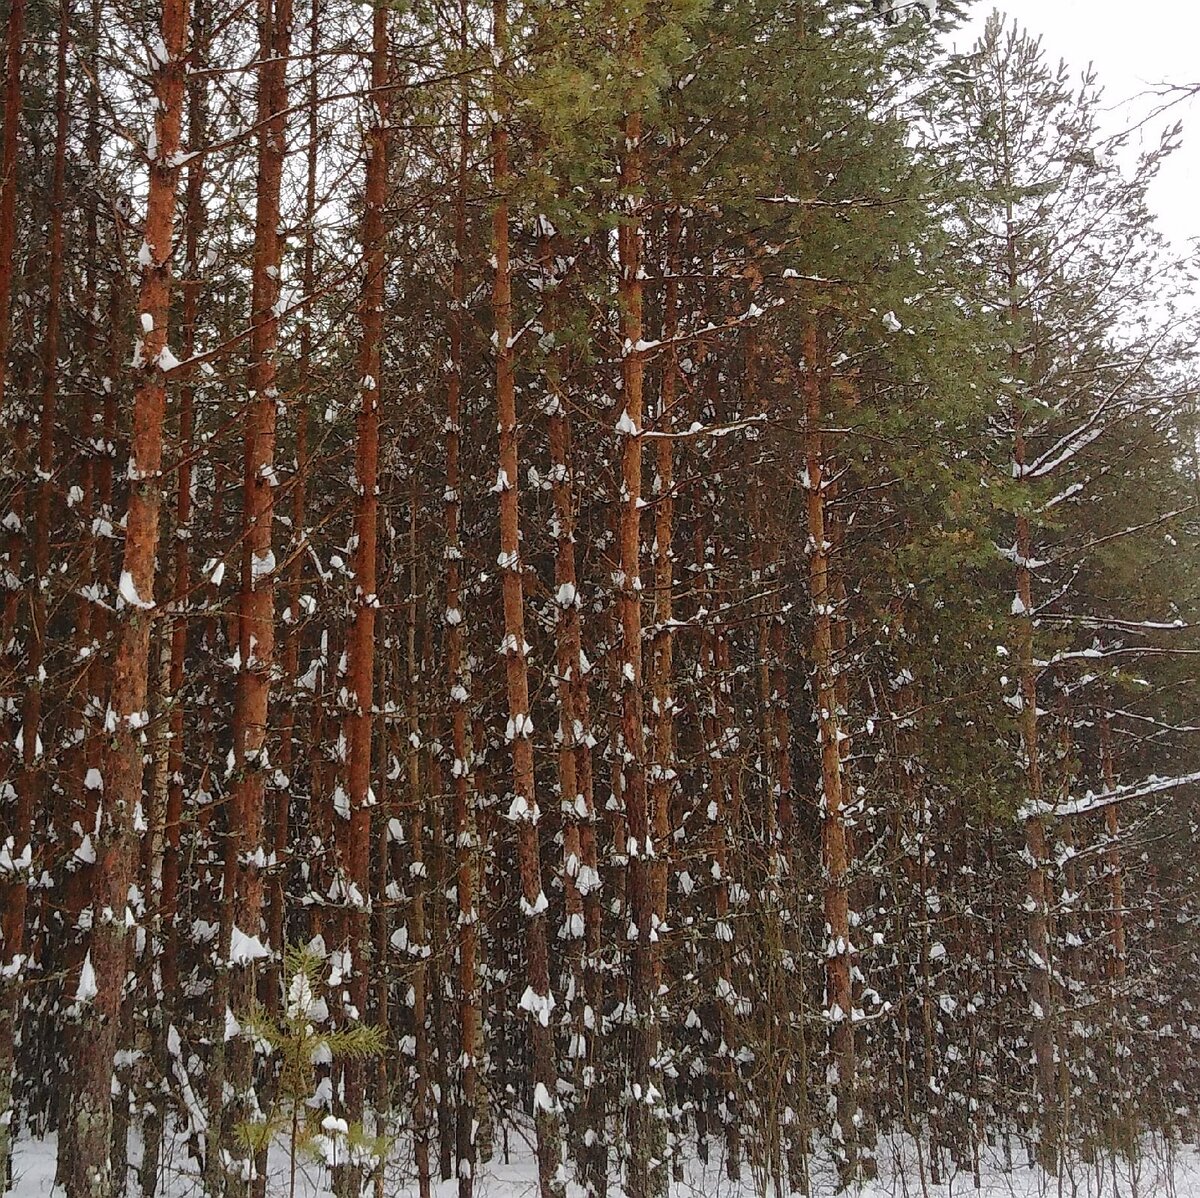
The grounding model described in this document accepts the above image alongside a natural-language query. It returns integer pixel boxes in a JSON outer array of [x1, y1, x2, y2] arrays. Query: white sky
[[952, 0, 1200, 249]]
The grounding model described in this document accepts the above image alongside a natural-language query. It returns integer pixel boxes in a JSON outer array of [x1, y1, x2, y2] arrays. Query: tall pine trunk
[[65, 0, 190, 1191], [492, 3, 563, 1191], [1, 1, 62, 1181], [616, 81, 663, 1198], [217, 0, 291, 1184], [339, 5, 389, 1187], [1007, 210, 1057, 1172], [802, 315, 858, 1187], [447, 11, 481, 1191]]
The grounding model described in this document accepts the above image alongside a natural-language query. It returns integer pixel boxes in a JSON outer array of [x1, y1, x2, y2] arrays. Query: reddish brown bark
[[0, 0, 24, 417], [339, 0, 389, 1172], [538, 208, 602, 1193], [59, 0, 106, 977], [616, 88, 664, 1198], [802, 315, 858, 1184], [65, 0, 191, 1190], [1099, 707, 1131, 1146], [492, 4, 562, 1191], [447, 9, 480, 1190], [232, 0, 291, 952], [406, 480, 432, 1198], [160, 0, 209, 1000], [217, 0, 291, 1182], [272, 0, 320, 977], [647, 205, 683, 1184], [1008, 214, 1057, 1167], [0, 0, 57, 1175]]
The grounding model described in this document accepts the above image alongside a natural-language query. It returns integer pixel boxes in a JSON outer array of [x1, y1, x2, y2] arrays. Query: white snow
[[251, 549, 276, 582], [118, 570, 155, 611], [10, 1126, 1200, 1198], [74, 952, 98, 1003], [227, 926, 270, 966]]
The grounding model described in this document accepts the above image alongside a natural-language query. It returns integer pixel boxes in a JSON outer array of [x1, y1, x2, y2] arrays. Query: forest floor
[[10, 1129, 1199, 1198]]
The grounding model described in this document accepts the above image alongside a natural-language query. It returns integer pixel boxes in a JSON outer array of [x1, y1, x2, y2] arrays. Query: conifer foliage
[[0, 2, 1199, 1198]]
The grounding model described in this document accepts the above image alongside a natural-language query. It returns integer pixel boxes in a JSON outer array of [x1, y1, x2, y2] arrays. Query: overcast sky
[[951, 1, 1200, 249]]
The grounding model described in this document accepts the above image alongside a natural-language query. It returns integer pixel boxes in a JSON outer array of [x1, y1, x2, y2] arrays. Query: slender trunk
[[406, 471, 432, 1198], [222, 0, 291, 1183], [616, 75, 662, 1198], [0, 1, 61, 1178], [1055, 707, 1082, 1153], [1016, 504, 1055, 1161], [647, 203, 680, 1173], [57, 10, 105, 1134], [1009, 236, 1057, 1172], [994, 84, 1058, 1151], [447, 13, 480, 1190], [58, 270, 122, 1181], [491, 4, 562, 1191], [161, 0, 208, 1005], [708, 607, 741, 1183], [0, 0, 24, 417], [338, 5, 389, 1181], [0, 0, 24, 847], [1100, 707, 1131, 1151], [65, 0, 190, 1191], [273, 0, 320, 974], [140, 626, 174, 1198], [539, 209, 602, 1196], [429, 767, 454, 1184], [802, 315, 858, 1187]]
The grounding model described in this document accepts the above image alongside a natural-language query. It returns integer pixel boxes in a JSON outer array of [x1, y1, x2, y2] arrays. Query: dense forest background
[[1, 0, 1200, 1197]]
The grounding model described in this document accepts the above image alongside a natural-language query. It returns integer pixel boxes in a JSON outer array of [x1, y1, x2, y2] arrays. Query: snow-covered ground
[[12, 1131, 1200, 1198]]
